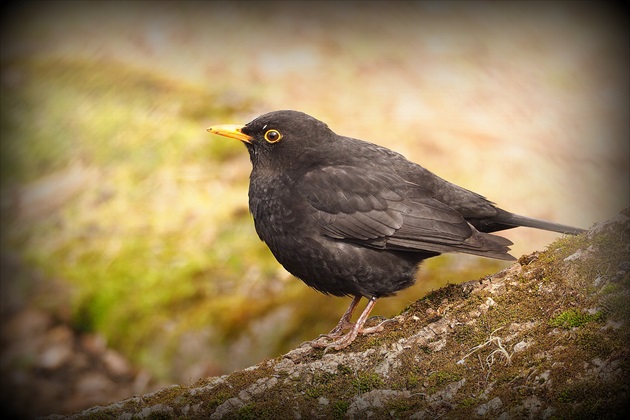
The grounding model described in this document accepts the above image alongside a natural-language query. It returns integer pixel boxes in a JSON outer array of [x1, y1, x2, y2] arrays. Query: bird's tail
[[496, 213, 586, 235]]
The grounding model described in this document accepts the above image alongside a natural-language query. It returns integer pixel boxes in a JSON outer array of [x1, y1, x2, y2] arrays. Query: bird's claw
[[308, 318, 392, 351]]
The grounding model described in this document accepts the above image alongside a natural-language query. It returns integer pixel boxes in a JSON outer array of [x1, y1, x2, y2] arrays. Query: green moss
[[332, 401, 350, 419], [352, 372, 383, 393], [207, 389, 233, 410], [550, 309, 601, 329], [236, 404, 257, 420], [304, 387, 322, 399], [600, 283, 619, 295], [337, 364, 353, 376], [461, 396, 478, 407], [427, 371, 461, 389], [453, 324, 478, 344], [406, 374, 421, 389], [385, 397, 421, 414], [554, 378, 629, 419], [574, 328, 616, 357]]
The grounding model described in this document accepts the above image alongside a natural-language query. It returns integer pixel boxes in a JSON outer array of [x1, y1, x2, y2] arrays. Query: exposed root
[[457, 327, 513, 367]]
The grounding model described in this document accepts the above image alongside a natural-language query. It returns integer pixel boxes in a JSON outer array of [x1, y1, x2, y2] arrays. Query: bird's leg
[[327, 295, 362, 335], [311, 297, 381, 351], [309, 296, 361, 347]]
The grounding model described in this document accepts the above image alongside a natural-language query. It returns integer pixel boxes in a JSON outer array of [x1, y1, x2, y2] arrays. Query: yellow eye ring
[[264, 129, 282, 143]]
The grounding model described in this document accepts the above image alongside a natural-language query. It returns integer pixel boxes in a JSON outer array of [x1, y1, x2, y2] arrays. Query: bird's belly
[[259, 226, 421, 298]]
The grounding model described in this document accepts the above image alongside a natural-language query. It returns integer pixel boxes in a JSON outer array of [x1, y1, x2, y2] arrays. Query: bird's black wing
[[299, 166, 514, 260]]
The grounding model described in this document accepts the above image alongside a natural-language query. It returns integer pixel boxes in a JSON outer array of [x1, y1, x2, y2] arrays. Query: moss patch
[[550, 309, 602, 329]]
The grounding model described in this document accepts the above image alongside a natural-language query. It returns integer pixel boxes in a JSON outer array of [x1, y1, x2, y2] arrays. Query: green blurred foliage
[[1, 57, 276, 379], [1, 58, 241, 184]]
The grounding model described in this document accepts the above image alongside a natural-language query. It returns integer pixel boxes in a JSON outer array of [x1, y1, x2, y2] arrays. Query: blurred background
[[1, 1, 628, 417]]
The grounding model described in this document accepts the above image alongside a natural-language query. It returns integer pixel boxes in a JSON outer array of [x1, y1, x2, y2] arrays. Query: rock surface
[[46, 210, 630, 419]]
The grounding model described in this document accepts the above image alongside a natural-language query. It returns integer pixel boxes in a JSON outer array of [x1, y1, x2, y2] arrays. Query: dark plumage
[[207, 110, 584, 350]]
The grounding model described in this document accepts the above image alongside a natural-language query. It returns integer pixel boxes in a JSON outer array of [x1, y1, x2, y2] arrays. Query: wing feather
[[299, 166, 514, 260]]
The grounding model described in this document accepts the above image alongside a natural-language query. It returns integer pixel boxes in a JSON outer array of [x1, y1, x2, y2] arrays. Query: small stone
[[476, 397, 502, 416], [564, 250, 583, 261], [513, 341, 530, 353]]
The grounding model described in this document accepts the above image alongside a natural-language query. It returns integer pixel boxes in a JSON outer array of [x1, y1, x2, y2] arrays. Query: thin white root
[[457, 327, 513, 367]]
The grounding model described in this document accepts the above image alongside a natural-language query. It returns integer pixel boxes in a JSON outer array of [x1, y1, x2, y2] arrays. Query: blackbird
[[207, 110, 584, 350]]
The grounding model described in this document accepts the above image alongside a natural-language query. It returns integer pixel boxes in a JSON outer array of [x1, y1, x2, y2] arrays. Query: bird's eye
[[264, 129, 282, 143]]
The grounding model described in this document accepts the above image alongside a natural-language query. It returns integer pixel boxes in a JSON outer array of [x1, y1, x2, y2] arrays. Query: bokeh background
[[1, 1, 628, 417]]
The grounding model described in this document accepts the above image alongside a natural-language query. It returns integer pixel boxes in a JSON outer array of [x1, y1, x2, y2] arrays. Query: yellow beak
[[206, 124, 253, 144]]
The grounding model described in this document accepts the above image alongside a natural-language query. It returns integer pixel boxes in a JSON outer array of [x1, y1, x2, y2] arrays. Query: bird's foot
[[308, 328, 349, 347], [324, 317, 355, 336], [309, 318, 392, 351], [308, 296, 388, 351], [308, 298, 361, 344], [300, 321, 352, 348], [312, 330, 346, 342]]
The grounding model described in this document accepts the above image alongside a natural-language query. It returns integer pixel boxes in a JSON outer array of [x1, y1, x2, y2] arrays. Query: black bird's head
[[207, 110, 336, 171]]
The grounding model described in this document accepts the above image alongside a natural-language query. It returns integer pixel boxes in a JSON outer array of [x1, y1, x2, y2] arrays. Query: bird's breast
[[248, 176, 309, 240]]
